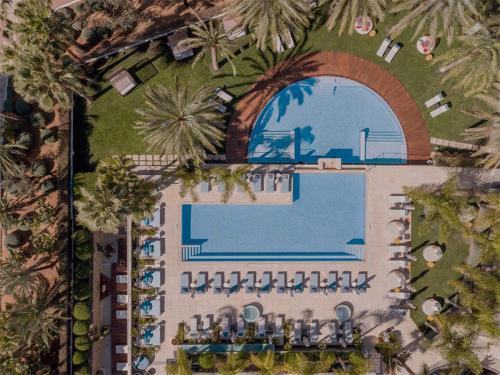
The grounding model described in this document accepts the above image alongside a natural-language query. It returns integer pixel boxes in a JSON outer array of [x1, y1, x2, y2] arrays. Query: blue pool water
[[248, 76, 407, 164], [182, 173, 365, 261]]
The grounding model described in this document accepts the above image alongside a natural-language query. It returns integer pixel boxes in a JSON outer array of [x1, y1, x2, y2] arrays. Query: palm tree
[[250, 351, 281, 375], [211, 165, 256, 203], [0, 43, 90, 111], [226, 0, 311, 52], [13, 0, 74, 57], [282, 352, 335, 374], [0, 115, 27, 177], [432, 35, 499, 97], [403, 176, 470, 243], [4, 276, 64, 350], [388, 0, 482, 45], [166, 349, 193, 375], [74, 182, 124, 234], [216, 353, 250, 375], [180, 13, 238, 74], [135, 81, 226, 167], [170, 165, 209, 202], [375, 332, 413, 375], [347, 352, 372, 375], [321, 0, 387, 35], [0, 257, 55, 297], [462, 84, 500, 168], [432, 314, 483, 375]]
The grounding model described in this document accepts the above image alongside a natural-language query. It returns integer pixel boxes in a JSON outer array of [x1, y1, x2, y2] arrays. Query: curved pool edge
[[226, 51, 431, 164]]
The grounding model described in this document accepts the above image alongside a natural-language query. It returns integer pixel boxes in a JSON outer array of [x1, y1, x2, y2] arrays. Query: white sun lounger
[[180, 272, 191, 294], [202, 316, 212, 338], [237, 316, 245, 337], [277, 272, 286, 294], [344, 320, 354, 344], [275, 316, 284, 337], [388, 291, 411, 300], [385, 43, 402, 63], [357, 271, 367, 293], [230, 272, 240, 293], [116, 310, 127, 319], [310, 272, 320, 293], [189, 317, 199, 338], [196, 272, 207, 294], [281, 173, 290, 193], [245, 272, 256, 293], [221, 316, 230, 338], [116, 363, 129, 371], [294, 272, 304, 293], [213, 272, 223, 294], [261, 272, 272, 294], [214, 102, 227, 114], [327, 271, 337, 293], [328, 320, 339, 345], [293, 321, 302, 343], [430, 103, 450, 118], [115, 344, 128, 354], [390, 245, 410, 253], [425, 92, 445, 108], [199, 180, 209, 193], [309, 321, 319, 344], [116, 274, 128, 284], [117, 294, 128, 304], [376, 37, 392, 57], [265, 173, 275, 192], [215, 88, 234, 103], [390, 195, 409, 205], [258, 317, 266, 338], [253, 173, 262, 193], [341, 271, 351, 293]]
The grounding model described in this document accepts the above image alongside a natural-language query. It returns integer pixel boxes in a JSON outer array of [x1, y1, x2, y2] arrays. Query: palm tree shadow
[[73, 97, 98, 172]]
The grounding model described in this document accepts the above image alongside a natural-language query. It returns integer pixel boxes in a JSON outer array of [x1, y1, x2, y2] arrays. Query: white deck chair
[[116, 274, 128, 284], [388, 291, 411, 299], [425, 93, 445, 108], [273, 36, 285, 53], [390, 195, 409, 205], [430, 103, 450, 118], [115, 345, 128, 353], [385, 43, 402, 63], [275, 316, 284, 337], [189, 317, 199, 338], [376, 37, 392, 57], [215, 88, 234, 103], [390, 245, 410, 253]]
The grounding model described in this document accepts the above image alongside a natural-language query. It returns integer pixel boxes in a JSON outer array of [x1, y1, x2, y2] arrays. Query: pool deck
[[135, 165, 500, 374], [226, 51, 431, 164]]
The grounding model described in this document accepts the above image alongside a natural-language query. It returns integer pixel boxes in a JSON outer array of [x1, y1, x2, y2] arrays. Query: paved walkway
[[226, 51, 431, 164]]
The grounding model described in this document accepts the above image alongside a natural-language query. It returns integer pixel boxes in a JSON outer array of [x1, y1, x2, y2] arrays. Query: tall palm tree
[[135, 81, 226, 167], [347, 352, 372, 375], [432, 314, 483, 375], [166, 349, 193, 375], [462, 84, 500, 168], [433, 35, 499, 97], [375, 332, 413, 375], [321, 0, 387, 35], [170, 165, 209, 202], [180, 13, 238, 75], [0, 115, 26, 177], [0, 43, 90, 111], [4, 276, 64, 350], [211, 165, 256, 203], [388, 0, 482, 45], [250, 351, 281, 375], [13, 0, 74, 57], [216, 353, 250, 375], [74, 182, 124, 234], [226, 0, 311, 52], [0, 257, 54, 297], [403, 176, 470, 243], [282, 352, 335, 374]]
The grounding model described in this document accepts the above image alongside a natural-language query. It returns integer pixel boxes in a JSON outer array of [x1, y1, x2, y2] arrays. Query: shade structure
[[242, 305, 260, 323], [423, 245, 443, 262], [421, 298, 441, 315], [387, 219, 407, 241], [387, 269, 406, 288], [335, 304, 352, 323], [133, 355, 150, 370]]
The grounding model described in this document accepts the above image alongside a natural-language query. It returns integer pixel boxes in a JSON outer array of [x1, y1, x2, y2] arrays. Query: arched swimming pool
[[247, 76, 407, 164]]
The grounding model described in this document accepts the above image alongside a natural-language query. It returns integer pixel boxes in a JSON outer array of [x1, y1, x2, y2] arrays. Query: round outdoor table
[[417, 36, 435, 55], [423, 245, 443, 262], [335, 304, 353, 323], [133, 356, 150, 370], [287, 281, 294, 288], [320, 281, 327, 288], [354, 16, 373, 35], [421, 298, 441, 316], [388, 270, 406, 289], [351, 281, 358, 288], [190, 282, 196, 289], [255, 281, 262, 288], [242, 305, 260, 323]]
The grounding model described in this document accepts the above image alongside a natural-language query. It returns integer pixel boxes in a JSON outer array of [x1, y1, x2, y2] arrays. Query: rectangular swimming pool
[[182, 173, 365, 261]]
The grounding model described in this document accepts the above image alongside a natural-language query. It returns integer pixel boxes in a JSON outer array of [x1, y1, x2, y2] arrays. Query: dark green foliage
[[75, 242, 93, 261], [74, 282, 91, 301], [30, 111, 46, 128], [14, 98, 32, 115], [74, 336, 91, 351], [73, 302, 91, 320], [3, 98, 14, 113], [74, 365, 91, 375], [72, 350, 89, 365], [75, 262, 91, 279], [55, 7, 74, 21], [73, 229, 90, 246], [73, 320, 90, 336]]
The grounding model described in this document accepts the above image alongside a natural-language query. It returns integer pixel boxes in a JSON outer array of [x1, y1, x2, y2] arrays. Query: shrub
[[74, 365, 91, 375], [75, 242, 93, 261], [42, 179, 56, 194], [73, 320, 90, 336], [80, 28, 97, 45], [72, 350, 89, 365], [75, 262, 90, 279], [40, 128, 57, 143], [30, 111, 46, 128], [199, 353, 216, 369], [14, 98, 32, 115], [74, 336, 91, 351], [73, 302, 91, 320], [74, 282, 91, 301], [3, 98, 14, 113], [73, 229, 90, 246], [32, 160, 49, 177]]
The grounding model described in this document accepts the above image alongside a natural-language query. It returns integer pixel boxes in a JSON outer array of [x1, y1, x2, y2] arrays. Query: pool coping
[[226, 51, 431, 164]]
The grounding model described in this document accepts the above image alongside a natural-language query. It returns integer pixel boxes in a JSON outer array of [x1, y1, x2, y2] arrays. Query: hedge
[[72, 350, 89, 366], [73, 320, 90, 336], [73, 302, 91, 320], [74, 365, 91, 375], [74, 336, 91, 351], [75, 262, 90, 279], [75, 242, 93, 261], [73, 229, 90, 246], [74, 283, 91, 301]]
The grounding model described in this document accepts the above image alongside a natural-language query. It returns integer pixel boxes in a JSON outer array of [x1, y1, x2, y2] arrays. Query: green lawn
[[77, 14, 483, 167], [409, 204, 469, 328]]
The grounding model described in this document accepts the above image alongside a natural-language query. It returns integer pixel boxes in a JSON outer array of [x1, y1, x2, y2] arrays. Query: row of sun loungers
[[425, 92, 451, 118], [376, 37, 402, 63], [181, 271, 368, 295], [199, 172, 291, 194]]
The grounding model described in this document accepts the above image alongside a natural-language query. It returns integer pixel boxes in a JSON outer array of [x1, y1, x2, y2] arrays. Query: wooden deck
[[226, 51, 431, 164]]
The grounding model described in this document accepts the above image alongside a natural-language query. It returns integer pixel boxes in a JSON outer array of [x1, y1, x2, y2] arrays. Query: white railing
[[181, 245, 201, 261], [345, 244, 365, 260]]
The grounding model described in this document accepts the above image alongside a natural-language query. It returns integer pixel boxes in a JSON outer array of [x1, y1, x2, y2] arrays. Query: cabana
[[167, 31, 194, 61], [107, 67, 137, 96]]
